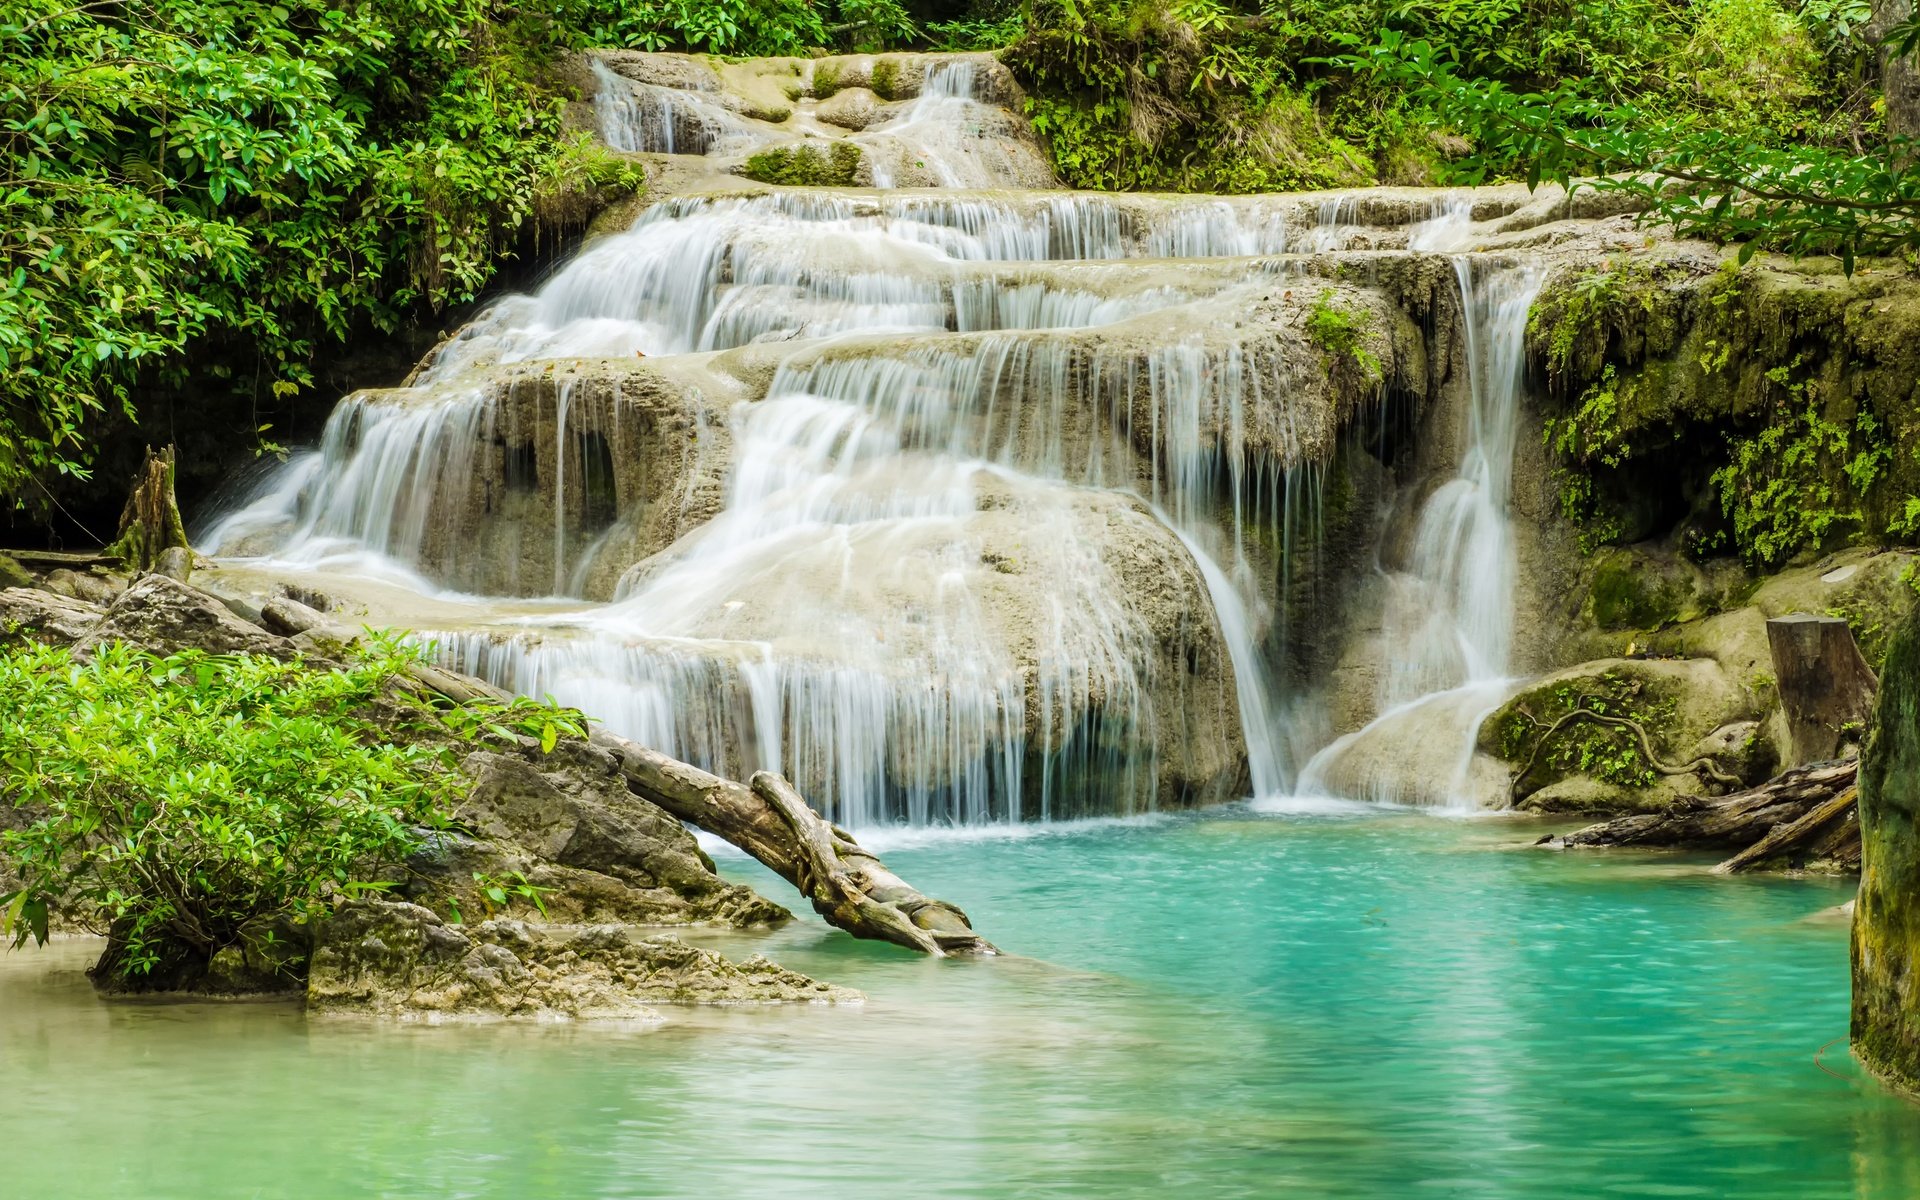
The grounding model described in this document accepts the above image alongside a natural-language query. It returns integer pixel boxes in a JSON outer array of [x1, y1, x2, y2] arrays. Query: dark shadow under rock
[[308, 898, 856, 1019]]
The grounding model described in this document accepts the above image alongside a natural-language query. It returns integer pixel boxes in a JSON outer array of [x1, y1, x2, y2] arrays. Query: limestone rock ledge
[[309, 899, 856, 1020]]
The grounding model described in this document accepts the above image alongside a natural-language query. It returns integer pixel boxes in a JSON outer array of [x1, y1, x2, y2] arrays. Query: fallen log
[[592, 735, 995, 956], [1537, 759, 1860, 873], [265, 597, 996, 956]]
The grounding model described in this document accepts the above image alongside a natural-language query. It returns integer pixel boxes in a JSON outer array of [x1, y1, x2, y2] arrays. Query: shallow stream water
[[5, 810, 1914, 1199]]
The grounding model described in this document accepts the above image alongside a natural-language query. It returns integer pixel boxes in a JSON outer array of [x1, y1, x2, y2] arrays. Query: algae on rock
[[1853, 599, 1920, 1093]]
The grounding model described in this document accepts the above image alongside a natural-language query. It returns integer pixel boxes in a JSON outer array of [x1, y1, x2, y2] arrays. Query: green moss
[[741, 140, 863, 186], [739, 99, 793, 123], [869, 58, 900, 101], [1304, 290, 1382, 386], [1530, 253, 1920, 566], [1488, 670, 1682, 797], [1590, 554, 1684, 631], [1853, 602, 1920, 1091], [811, 61, 843, 99]]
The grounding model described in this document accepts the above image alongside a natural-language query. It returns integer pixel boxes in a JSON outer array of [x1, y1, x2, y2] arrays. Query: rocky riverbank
[[0, 563, 867, 1019]]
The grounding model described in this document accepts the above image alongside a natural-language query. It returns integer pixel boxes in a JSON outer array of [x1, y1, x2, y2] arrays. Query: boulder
[[77, 573, 293, 659], [1480, 656, 1768, 813], [0, 587, 103, 646], [43, 568, 123, 605], [814, 87, 885, 130], [0, 553, 32, 589], [307, 898, 854, 1019]]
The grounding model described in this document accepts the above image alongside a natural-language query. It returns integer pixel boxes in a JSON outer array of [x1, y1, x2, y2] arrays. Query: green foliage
[[1008, 0, 1879, 200], [1708, 357, 1892, 566], [1339, 25, 1910, 268], [0, 633, 589, 982], [1550, 467, 1628, 555], [446, 869, 553, 924], [927, 13, 1026, 51], [0, 639, 467, 982], [743, 141, 864, 186], [0, 0, 648, 514], [1305, 289, 1383, 383], [1006, 0, 1372, 193], [566, 0, 917, 56]]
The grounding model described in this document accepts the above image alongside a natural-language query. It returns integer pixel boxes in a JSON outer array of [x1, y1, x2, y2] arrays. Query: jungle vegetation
[[3, 0, 1917, 534]]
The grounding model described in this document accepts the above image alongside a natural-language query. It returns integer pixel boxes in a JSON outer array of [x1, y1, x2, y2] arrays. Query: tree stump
[[105, 446, 191, 578], [1766, 613, 1877, 766]]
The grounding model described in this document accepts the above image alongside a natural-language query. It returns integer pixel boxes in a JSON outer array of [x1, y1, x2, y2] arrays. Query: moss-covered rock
[[740, 140, 863, 186], [1588, 547, 1695, 631], [1852, 599, 1920, 1094], [1528, 250, 1920, 568], [1480, 656, 1768, 810]]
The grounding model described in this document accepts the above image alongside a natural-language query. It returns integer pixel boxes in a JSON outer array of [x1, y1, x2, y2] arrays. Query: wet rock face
[[1853, 602, 1920, 1092], [307, 898, 854, 1018]]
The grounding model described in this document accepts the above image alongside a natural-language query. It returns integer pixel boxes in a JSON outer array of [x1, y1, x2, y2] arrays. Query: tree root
[[1506, 705, 1743, 803]]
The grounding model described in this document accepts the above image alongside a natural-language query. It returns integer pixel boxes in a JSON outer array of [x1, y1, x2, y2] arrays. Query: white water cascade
[[199, 52, 1557, 829], [1293, 205, 1545, 810]]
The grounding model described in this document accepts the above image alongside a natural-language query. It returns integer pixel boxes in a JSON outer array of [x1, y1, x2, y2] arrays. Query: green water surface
[[3, 808, 1916, 1199]]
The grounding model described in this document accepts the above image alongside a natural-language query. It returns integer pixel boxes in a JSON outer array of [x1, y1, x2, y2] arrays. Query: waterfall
[[198, 53, 1545, 829], [1292, 202, 1544, 810]]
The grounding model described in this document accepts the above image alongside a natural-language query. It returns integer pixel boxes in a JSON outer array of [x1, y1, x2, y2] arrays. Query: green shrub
[[0, 639, 579, 985], [0, 0, 648, 515]]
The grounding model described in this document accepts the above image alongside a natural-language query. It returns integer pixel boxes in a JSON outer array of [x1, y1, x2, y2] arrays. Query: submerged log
[[1767, 613, 1877, 767], [1539, 758, 1860, 872], [265, 597, 995, 956]]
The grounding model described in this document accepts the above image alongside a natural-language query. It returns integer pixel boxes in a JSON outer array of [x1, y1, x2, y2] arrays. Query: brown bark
[[589, 735, 994, 956], [1539, 759, 1860, 873], [1767, 614, 1877, 767], [1873, 0, 1920, 145]]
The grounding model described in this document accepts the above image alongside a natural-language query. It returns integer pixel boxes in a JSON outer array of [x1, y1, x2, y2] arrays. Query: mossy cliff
[[1853, 600, 1920, 1093], [1526, 251, 1920, 568]]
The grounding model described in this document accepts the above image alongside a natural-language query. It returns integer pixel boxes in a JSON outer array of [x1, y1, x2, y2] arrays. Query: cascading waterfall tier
[[1293, 203, 1546, 811], [201, 48, 1552, 828]]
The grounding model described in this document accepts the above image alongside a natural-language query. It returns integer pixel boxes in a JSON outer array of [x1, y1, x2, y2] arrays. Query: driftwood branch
[[1538, 759, 1859, 873], [263, 598, 995, 956], [588, 733, 995, 956]]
